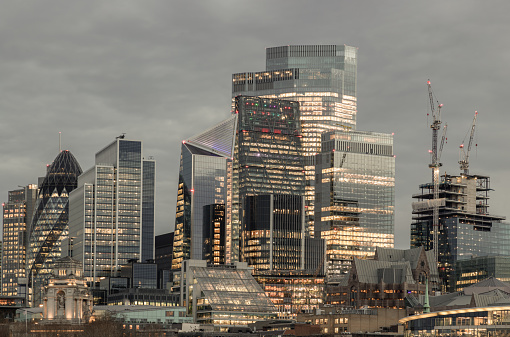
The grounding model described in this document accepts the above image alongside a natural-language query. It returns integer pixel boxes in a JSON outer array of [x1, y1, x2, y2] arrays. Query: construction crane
[[459, 112, 478, 175], [427, 80, 444, 267]]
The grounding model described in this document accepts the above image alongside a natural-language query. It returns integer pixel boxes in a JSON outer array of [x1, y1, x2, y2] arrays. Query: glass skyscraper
[[232, 45, 358, 236], [68, 138, 155, 286], [315, 130, 395, 278], [171, 117, 236, 270], [231, 96, 305, 263], [27, 150, 82, 305], [411, 174, 509, 292], [1, 184, 38, 297]]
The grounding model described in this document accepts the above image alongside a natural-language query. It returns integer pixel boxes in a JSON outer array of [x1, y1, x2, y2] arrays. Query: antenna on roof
[[59, 132, 62, 153]]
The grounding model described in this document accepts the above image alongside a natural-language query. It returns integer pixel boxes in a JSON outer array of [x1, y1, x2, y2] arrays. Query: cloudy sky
[[1, 1, 509, 249]]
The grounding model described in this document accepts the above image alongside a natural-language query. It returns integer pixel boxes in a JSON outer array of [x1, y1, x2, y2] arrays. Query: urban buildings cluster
[[1, 44, 510, 336]]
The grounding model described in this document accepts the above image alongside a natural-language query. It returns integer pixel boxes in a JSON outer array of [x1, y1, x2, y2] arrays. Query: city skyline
[[1, 2, 510, 249]]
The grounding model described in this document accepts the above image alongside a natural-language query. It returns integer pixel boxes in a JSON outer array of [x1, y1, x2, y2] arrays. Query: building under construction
[[411, 173, 509, 292]]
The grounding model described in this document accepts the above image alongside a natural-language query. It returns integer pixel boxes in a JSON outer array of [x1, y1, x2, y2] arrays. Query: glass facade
[[178, 260, 277, 330], [243, 194, 304, 271], [231, 96, 304, 262], [315, 131, 395, 278], [401, 307, 510, 337], [1, 185, 37, 296], [411, 174, 509, 292], [172, 116, 236, 270], [203, 204, 226, 265], [253, 270, 324, 319], [27, 150, 82, 306], [232, 44, 358, 237], [456, 256, 510, 291], [142, 160, 155, 262], [68, 139, 154, 286]]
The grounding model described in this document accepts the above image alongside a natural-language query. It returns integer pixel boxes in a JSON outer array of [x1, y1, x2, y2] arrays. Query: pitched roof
[[353, 259, 415, 284]]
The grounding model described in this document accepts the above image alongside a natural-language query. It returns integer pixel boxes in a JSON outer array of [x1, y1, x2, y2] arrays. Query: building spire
[[423, 277, 431, 313], [59, 132, 62, 153]]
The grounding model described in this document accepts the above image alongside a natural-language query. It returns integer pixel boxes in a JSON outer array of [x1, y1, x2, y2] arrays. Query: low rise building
[[176, 260, 277, 331], [297, 307, 405, 335], [326, 247, 438, 309]]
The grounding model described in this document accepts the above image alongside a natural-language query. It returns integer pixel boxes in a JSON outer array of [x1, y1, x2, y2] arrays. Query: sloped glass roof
[[191, 266, 275, 313]]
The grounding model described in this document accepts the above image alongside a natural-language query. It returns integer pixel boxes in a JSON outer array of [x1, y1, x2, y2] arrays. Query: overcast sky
[[1, 1, 509, 249]]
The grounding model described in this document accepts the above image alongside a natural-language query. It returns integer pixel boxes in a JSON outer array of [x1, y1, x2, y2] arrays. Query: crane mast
[[459, 112, 478, 175], [427, 80, 443, 267]]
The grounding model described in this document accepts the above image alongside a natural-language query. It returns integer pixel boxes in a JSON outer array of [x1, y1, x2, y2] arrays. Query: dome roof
[[40, 150, 82, 196]]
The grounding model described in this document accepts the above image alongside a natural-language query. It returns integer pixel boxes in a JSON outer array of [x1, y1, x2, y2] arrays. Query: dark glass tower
[[27, 150, 82, 306], [411, 174, 509, 292], [231, 96, 305, 263], [243, 194, 304, 271]]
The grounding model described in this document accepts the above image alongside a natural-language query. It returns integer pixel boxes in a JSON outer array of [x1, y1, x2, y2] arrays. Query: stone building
[[42, 257, 92, 323], [325, 247, 439, 309]]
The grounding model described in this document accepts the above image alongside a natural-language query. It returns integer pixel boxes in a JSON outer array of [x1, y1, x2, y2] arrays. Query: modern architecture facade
[[68, 137, 155, 286], [203, 204, 226, 265], [232, 44, 358, 237], [411, 173, 509, 292], [176, 260, 277, 331], [315, 130, 395, 277], [243, 194, 305, 271], [1, 184, 37, 296], [27, 150, 82, 306], [231, 96, 304, 263], [455, 255, 510, 291], [172, 116, 236, 270]]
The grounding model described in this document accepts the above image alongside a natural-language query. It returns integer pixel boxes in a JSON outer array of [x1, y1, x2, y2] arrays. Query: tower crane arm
[[459, 112, 478, 175], [438, 124, 447, 164]]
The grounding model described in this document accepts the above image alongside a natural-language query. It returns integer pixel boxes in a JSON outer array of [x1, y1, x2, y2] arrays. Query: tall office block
[[1, 184, 37, 296], [243, 194, 304, 271], [171, 117, 236, 270], [68, 137, 155, 286], [203, 204, 226, 265], [411, 173, 509, 292], [232, 96, 305, 263], [27, 150, 82, 305], [315, 131, 395, 278], [232, 45, 358, 236]]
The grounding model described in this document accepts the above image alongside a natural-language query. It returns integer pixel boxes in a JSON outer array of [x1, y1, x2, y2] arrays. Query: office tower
[[232, 96, 305, 263], [315, 131, 395, 278], [155, 232, 173, 289], [232, 44, 358, 236], [243, 194, 304, 271], [68, 137, 155, 286], [171, 116, 236, 270], [411, 173, 509, 292], [142, 160, 156, 263], [1, 184, 37, 296], [203, 204, 226, 265], [27, 150, 82, 305]]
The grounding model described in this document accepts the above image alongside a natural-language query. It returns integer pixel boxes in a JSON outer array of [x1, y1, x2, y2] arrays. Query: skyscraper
[[1, 184, 38, 296], [68, 137, 155, 286], [232, 96, 305, 263], [27, 150, 82, 305], [171, 116, 236, 270], [232, 45, 358, 236], [315, 130, 395, 278], [411, 173, 509, 292]]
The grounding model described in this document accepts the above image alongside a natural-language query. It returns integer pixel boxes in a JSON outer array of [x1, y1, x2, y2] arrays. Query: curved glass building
[[27, 150, 82, 306]]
